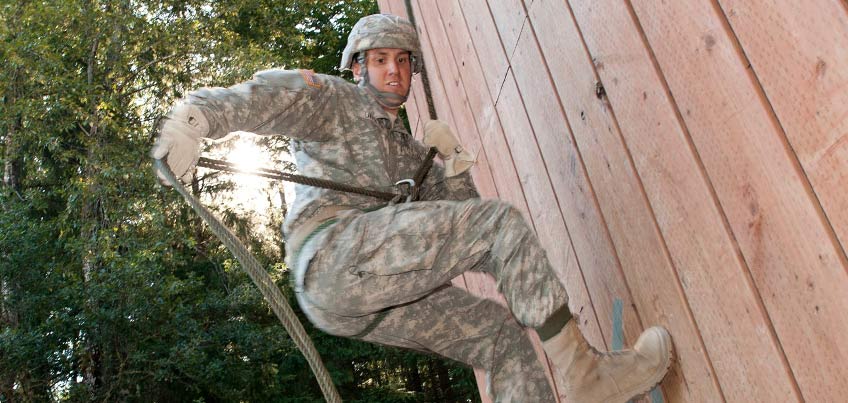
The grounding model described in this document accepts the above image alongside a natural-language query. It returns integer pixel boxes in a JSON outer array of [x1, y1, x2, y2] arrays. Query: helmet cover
[[339, 14, 423, 74]]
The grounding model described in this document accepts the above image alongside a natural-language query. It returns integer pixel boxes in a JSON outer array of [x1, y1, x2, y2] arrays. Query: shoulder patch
[[299, 69, 322, 89]]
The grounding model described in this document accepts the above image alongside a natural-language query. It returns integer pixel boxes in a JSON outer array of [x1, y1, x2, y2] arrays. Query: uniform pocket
[[346, 203, 451, 277]]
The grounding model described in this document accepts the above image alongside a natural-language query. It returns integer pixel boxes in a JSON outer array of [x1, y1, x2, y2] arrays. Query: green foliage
[[0, 1, 480, 402]]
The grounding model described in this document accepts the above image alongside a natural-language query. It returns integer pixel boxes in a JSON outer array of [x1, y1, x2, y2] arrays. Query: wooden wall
[[378, 0, 848, 401]]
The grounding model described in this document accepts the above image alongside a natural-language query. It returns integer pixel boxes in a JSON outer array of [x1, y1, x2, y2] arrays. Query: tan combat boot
[[543, 321, 673, 403]]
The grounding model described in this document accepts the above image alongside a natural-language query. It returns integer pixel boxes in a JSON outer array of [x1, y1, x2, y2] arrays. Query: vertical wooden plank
[[470, 0, 652, 373], [455, 0, 511, 103], [433, 0, 577, 342], [485, 0, 525, 60], [488, 0, 725, 400], [440, 4, 589, 349], [551, 0, 803, 400], [477, 0, 648, 358], [413, 2, 529, 340], [719, 0, 848, 251], [408, 2, 528, 218], [405, 65, 425, 141], [419, 9, 602, 398], [630, 0, 848, 400], [442, 3, 616, 400], [386, 1, 457, 131], [409, 0, 499, 199], [452, 0, 606, 347], [499, 75, 589, 400], [402, 68, 426, 140], [433, 0, 533, 293]]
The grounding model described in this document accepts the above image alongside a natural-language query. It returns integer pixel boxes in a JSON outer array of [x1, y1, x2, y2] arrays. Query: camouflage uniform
[[186, 69, 567, 402]]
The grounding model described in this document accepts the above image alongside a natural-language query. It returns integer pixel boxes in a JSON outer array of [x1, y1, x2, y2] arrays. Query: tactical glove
[[423, 120, 475, 177], [151, 104, 209, 185]]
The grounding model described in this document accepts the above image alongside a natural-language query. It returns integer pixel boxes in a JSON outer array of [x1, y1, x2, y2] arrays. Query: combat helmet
[[339, 14, 423, 74]]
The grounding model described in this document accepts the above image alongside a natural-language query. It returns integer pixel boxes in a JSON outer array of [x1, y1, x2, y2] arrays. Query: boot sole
[[607, 326, 674, 403]]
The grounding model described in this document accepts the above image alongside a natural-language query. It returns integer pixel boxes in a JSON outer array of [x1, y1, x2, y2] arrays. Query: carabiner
[[394, 178, 416, 203]]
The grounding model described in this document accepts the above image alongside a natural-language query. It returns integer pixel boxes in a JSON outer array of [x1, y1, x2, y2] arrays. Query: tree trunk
[[3, 117, 21, 192], [405, 363, 424, 393], [1, 67, 22, 402], [79, 2, 133, 394], [2, 116, 20, 328], [424, 358, 442, 401], [80, 3, 102, 391], [433, 358, 456, 402]]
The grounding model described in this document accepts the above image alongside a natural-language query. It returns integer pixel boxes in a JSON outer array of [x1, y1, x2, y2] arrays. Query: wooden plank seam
[[613, 297, 663, 403]]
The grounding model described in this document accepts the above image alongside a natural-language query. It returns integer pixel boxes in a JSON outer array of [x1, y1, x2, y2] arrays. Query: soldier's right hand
[[151, 104, 209, 185]]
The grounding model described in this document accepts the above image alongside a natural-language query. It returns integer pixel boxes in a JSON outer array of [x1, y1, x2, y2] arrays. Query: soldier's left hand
[[423, 120, 476, 177]]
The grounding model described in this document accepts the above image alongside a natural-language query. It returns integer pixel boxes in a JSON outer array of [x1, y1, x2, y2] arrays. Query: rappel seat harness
[[154, 147, 437, 403]]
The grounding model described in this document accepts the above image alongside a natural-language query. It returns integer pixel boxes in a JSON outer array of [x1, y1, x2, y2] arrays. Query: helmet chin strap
[[357, 56, 409, 110], [362, 81, 407, 110]]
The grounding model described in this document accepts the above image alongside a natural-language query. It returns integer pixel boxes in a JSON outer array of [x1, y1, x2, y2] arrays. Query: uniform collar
[[363, 91, 410, 137]]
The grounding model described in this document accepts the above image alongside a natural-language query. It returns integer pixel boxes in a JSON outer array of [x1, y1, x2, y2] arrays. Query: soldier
[[152, 14, 673, 403]]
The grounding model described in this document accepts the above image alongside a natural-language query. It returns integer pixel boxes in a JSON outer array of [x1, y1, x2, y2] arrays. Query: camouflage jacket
[[185, 69, 479, 239]]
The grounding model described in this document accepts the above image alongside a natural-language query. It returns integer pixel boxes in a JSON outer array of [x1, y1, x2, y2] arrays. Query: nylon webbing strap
[[154, 158, 342, 403]]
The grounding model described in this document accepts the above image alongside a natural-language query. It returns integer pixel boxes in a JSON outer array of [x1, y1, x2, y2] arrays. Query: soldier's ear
[[352, 62, 363, 82]]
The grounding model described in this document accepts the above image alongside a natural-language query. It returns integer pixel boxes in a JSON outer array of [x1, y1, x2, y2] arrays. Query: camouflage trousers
[[292, 198, 568, 402]]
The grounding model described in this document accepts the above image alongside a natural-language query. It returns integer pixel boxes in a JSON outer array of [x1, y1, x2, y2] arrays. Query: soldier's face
[[354, 48, 412, 98]]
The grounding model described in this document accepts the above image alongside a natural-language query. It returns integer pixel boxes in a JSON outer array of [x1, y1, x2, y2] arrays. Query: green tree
[[0, 1, 481, 402]]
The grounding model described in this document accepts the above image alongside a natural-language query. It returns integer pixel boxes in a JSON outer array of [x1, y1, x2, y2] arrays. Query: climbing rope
[[197, 157, 400, 202], [401, 0, 441, 201], [403, 0, 438, 122], [155, 146, 436, 402], [154, 158, 342, 403], [197, 147, 438, 203]]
